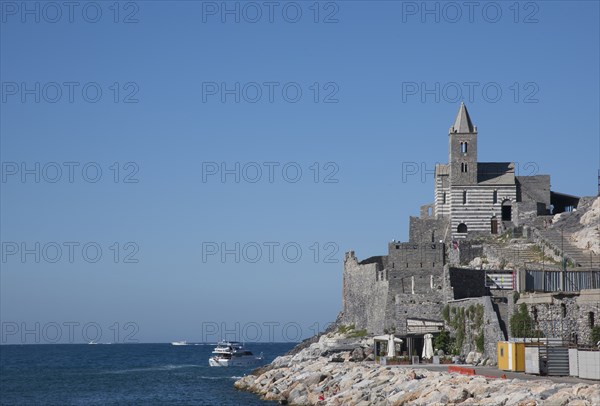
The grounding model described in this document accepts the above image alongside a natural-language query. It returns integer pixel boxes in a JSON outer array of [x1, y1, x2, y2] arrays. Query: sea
[[0, 342, 297, 405]]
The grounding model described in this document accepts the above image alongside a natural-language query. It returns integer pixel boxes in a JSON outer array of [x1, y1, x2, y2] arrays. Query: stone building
[[338, 104, 596, 362], [342, 242, 448, 336], [412, 102, 579, 241]]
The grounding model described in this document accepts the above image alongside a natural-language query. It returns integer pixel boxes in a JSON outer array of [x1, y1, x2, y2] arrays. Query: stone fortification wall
[[341, 251, 389, 333], [445, 296, 505, 363]]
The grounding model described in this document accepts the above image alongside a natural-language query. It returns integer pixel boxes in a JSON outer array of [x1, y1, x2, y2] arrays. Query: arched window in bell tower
[[461, 142, 468, 154]]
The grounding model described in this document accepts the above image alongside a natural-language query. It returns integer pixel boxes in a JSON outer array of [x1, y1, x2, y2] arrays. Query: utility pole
[[561, 227, 565, 291], [561, 228, 565, 270]]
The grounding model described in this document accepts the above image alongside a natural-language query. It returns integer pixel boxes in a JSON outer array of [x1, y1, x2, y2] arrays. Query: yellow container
[[497, 342, 510, 370], [497, 342, 525, 372]]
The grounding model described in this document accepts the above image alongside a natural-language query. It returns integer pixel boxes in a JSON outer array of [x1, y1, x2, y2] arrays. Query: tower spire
[[451, 102, 475, 133]]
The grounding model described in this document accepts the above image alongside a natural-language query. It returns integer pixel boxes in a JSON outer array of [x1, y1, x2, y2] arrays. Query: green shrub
[[337, 324, 355, 335], [510, 303, 541, 338], [348, 329, 367, 338], [434, 330, 451, 354], [442, 305, 450, 322], [475, 331, 485, 352]]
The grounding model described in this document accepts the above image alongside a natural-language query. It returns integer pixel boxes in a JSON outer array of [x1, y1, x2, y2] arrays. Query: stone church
[[339, 104, 588, 359], [412, 103, 579, 241]]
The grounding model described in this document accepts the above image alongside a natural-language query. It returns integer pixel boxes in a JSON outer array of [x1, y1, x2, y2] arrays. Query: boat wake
[[104, 364, 203, 374]]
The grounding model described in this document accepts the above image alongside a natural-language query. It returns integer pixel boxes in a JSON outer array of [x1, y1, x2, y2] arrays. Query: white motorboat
[[171, 341, 188, 346], [208, 341, 263, 367]]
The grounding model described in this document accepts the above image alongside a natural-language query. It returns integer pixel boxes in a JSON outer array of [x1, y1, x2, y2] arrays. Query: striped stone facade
[[434, 103, 519, 238]]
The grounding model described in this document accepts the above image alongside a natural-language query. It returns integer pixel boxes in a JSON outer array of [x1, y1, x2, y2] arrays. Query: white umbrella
[[422, 333, 434, 360], [374, 334, 403, 357]]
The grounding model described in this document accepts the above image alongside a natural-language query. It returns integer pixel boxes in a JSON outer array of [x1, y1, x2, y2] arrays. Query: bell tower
[[449, 102, 477, 185]]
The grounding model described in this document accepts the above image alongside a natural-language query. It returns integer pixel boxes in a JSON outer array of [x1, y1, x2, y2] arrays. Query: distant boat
[[209, 341, 263, 367], [88, 341, 98, 345], [171, 341, 188, 346]]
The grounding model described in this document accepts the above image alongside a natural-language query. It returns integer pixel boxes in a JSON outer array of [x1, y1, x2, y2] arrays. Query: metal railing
[[522, 269, 600, 292]]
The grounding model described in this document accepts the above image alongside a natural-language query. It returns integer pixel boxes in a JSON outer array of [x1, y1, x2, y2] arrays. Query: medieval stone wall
[[408, 216, 449, 244], [516, 175, 551, 208], [445, 297, 505, 363], [341, 251, 389, 333], [517, 290, 600, 346]]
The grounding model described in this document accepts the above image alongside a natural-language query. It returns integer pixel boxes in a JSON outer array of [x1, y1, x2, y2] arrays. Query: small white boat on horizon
[[209, 341, 263, 367], [171, 341, 188, 346]]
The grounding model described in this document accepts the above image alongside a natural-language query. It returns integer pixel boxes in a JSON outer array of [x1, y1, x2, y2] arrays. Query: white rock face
[[235, 344, 600, 406], [572, 197, 600, 254]]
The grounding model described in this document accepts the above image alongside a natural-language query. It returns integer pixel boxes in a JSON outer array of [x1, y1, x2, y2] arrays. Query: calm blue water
[[0, 343, 296, 405]]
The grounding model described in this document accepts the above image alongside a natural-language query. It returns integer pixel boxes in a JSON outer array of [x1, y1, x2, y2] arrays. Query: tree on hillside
[[510, 303, 543, 338]]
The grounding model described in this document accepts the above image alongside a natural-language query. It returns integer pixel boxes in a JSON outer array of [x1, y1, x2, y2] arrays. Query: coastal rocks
[[465, 351, 482, 365], [350, 347, 365, 362], [235, 343, 600, 406]]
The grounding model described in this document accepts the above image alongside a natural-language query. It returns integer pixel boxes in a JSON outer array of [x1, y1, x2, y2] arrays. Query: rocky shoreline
[[234, 334, 599, 405]]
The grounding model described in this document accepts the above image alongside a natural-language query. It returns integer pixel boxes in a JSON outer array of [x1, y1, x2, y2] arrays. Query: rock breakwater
[[234, 335, 599, 405]]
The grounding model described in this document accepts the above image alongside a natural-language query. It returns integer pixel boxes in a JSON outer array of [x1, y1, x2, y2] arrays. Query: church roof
[[477, 162, 515, 185], [451, 102, 476, 133]]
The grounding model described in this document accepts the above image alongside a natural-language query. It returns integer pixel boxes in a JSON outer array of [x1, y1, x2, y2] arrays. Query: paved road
[[390, 364, 598, 384]]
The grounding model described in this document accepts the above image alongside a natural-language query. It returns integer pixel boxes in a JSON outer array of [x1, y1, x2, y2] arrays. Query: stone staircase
[[535, 228, 599, 269], [484, 242, 543, 268]]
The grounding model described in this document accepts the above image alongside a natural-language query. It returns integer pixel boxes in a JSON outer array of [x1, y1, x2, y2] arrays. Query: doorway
[[491, 217, 498, 234], [501, 200, 512, 221]]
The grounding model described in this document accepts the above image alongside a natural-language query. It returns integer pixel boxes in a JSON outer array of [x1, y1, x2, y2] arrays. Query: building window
[[493, 190, 498, 204], [561, 303, 566, 318], [460, 162, 468, 173], [465, 163, 467, 172], [462, 190, 467, 204], [461, 142, 468, 154], [457, 223, 467, 233], [442, 192, 446, 204], [589, 312, 595, 328]]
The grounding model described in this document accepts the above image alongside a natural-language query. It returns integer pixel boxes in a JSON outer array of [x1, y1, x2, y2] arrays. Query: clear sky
[[1, 1, 599, 344]]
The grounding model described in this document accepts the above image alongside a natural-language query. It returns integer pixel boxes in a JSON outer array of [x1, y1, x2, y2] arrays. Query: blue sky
[[1, 1, 598, 343]]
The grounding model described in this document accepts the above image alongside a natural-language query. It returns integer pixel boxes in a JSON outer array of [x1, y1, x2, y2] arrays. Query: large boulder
[[351, 347, 365, 361], [465, 351, 482, 365]]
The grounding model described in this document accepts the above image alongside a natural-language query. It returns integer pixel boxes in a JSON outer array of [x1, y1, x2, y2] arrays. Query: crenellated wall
[[341, 243, 452, 335]]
